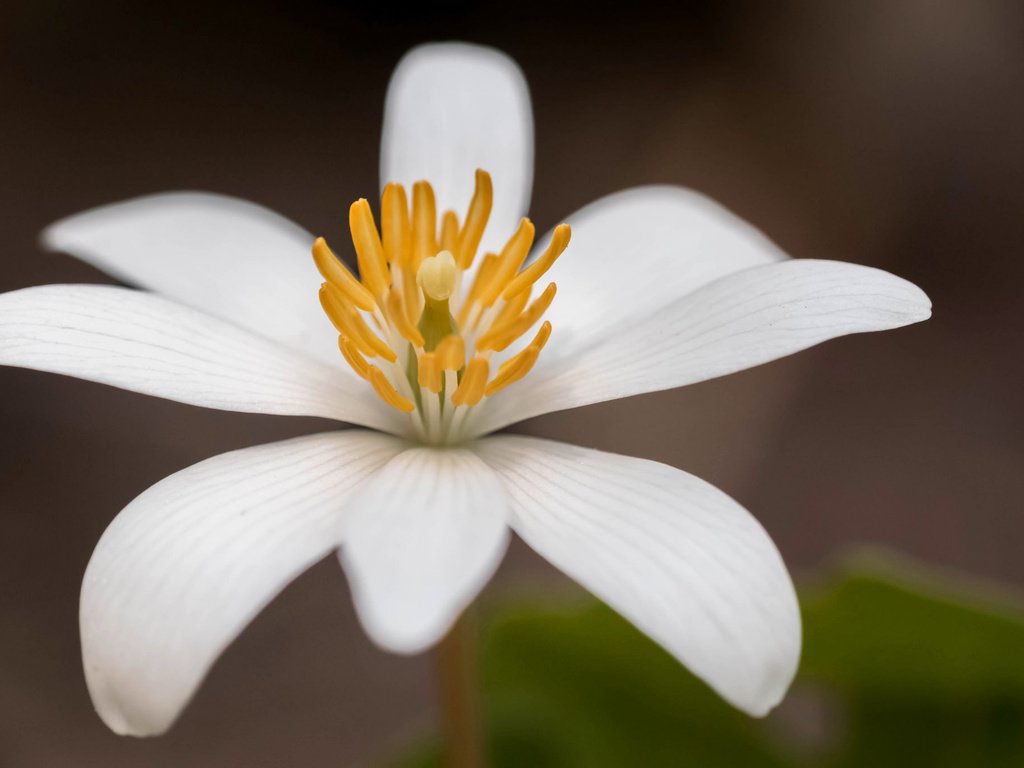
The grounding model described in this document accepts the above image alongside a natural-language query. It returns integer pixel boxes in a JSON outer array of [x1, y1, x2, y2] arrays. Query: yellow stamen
[[368, 365, 415, 412], [477, 282, 557, 352], [400, 266, 421, 324], [454, 169, 493, 269], [386, 290, 425, 347], [440, 210, 459, 252], [503, 224, 571, 300], [349, 199, 391, 297], [381, 183, 412, 268], [491, 285, 531, 329], [312, 238, 377, 312], [457, 252, 499, 325], [435, 334, 466, 370], [485, 321, 552, 396], [451, 356, 489, 406], [417, 250, 458, 301], [319, 283, 397, 362], [417, 352, 442, 393], [412, 181, 438, 268], [478, 218, 535, 307], [338, 336, 370, 379], [313, 171, 570, 439]]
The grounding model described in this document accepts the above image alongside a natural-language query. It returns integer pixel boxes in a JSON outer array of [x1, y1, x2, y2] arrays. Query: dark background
[[1, 1, 1021, 765]]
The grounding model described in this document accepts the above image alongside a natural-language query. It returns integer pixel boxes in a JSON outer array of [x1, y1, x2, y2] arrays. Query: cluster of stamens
[[312, 169, 570, 444]]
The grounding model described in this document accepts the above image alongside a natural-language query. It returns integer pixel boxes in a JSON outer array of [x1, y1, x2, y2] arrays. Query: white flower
[[0, 43, 930, 736]]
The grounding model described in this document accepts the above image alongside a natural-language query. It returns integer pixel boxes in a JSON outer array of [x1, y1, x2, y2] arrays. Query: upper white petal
[[41, 192, 342, 366], [339, 447, 510, 654], [537, 186, 787, 366], [479, 259, 931, 432], [0, 284, 398, 432], [380, 43, 533, 254], [81, 430, 404, 736], [477, 435, 801, 716]]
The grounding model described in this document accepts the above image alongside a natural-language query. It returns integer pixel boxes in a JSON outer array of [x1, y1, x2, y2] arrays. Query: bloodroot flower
[[0, 43, 930, 736]]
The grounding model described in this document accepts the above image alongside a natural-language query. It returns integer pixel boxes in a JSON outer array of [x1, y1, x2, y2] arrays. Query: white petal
[[380, 43, 533, 253], [81, 431, 404, 736], [479, 259, 931, 432], [477, 435, 801, 716], [339, 447, 510, 654], [41, 192, 341, 366], [538, 186, 787, 365], [0, 284, 398, 432]]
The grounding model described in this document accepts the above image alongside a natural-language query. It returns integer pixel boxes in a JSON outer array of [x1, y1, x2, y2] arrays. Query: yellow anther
[[385, 290, 425, 347], [367, 365, 415, 413], [492, 285, 531, 329], [451, 356, 490, 407], [349, 199, 391, 297], [477, 282, 557, 352], [338, 336, 370, 379], [455, 169, 493, 269], [417, 250, 458, 301], [400, 266, 421, 324], [417, 352, 442, 393], [529, 319, 553, 349], [478, 217, 535, 307], [504, 224, 571, 300], [319, 283, 397, 362], [485, 322, 552, 396], [412, 181, 438, 268], [457, 252, 499, 325], [435, 334, 466, 370], [440, 210, 459, 252], [316, 170, 566, 429], [381, 183, 412, 268], [312, 238, 377, 312]]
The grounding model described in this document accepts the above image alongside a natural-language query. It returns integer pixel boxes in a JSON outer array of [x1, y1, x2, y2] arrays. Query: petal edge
[[380, 42, 533, 255], [81, 431, 404, 735], [477, 434, 801, 716], [339, 446, 510, 654], [479, 259, 931, 432]]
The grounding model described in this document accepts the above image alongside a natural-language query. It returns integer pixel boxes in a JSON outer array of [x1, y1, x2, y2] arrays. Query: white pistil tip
[[417, 250, 457, 301]]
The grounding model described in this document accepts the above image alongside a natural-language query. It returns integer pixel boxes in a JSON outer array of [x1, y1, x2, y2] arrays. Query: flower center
[[312, 169, 570, 444]]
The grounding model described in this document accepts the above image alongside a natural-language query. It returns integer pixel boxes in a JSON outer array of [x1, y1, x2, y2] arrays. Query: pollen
[[312, 169, 571, 443]]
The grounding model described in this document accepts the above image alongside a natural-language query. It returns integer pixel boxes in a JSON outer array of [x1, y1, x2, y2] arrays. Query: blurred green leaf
[[389, 551, 1024, 768]]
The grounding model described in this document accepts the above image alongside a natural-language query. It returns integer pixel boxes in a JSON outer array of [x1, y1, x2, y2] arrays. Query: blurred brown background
[[1, 1, 1021, 765]]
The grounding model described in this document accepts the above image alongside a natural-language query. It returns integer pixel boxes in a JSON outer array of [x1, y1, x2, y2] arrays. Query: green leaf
[[388, 550, 1024, 767]]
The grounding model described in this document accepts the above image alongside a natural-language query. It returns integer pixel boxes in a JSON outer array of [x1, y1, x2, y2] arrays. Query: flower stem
[[435, 607, 485, 768]]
